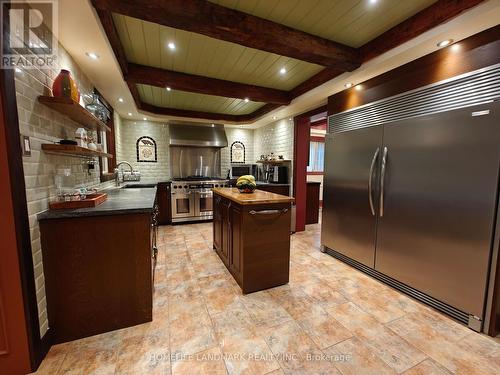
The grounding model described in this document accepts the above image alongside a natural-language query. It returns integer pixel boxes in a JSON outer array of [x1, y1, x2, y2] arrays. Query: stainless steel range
[[168, 123, 229, 223], [171, 177, 229, 223]]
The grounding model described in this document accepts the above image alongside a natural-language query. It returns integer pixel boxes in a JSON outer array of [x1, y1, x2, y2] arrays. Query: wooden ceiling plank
[[94, 9, 129, 75], [126, 63, 291, 105], [91, 0, 361, 70], [124, 16, 148, 65]]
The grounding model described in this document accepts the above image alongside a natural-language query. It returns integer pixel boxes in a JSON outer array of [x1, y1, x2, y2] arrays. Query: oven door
[[171, 191, 195, 219], [195, 190, 213, 218]]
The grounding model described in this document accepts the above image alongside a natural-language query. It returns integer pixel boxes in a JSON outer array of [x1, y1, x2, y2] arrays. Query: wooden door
[[0, 69, 31, 374]]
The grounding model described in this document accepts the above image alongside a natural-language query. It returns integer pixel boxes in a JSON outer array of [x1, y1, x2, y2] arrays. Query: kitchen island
[[212, 188, 294, 294]]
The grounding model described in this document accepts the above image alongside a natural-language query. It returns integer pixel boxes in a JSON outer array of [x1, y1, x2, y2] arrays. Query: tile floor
[[33, 222, 500, 375]]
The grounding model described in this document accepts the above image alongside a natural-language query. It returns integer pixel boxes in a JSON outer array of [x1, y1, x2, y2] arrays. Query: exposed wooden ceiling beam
[[91, 0, 361, 71], [139, 102, 243, 122], [290, 68, 344, 99], [139, 102, 281, 123], [94, 0, 487, 124], [129, 81, 281, 123], [360, 0, 485, 62], [126, 63, 291, 105]]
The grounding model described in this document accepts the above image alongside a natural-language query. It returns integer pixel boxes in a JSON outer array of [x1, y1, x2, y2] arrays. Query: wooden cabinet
[[151, 205, 159, 283], [213, 190, 292, 294], [39, 213, 153, 344], [213, 195, 223, 252], [220, 199, 231, 265], [306, 182, 321, 224], [256, 184, 290, 196], [228, 205, 243, 283], [156, 182, 172, 225]]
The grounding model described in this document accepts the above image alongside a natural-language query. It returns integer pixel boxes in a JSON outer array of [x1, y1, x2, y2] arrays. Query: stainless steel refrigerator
[[321, 100, 500, 330]]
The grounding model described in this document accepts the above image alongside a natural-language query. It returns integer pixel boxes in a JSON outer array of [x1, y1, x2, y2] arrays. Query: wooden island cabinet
[[213, 188, 294, 293]]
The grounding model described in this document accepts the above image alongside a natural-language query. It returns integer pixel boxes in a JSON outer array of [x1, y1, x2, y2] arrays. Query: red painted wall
[[293, 117, 310, 232], [0, 75, 31, 374]]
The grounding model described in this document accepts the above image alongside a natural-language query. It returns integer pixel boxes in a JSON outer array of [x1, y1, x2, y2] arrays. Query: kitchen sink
[[122, 183, 157, 189]]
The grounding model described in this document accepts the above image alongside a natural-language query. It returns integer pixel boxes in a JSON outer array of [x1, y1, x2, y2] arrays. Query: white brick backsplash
[[254, 119, 295, 161], [15, 43, 112, 338], [115, 118, 170, 181], [254, 119, 295, 190], [221, 127, 255, 176]]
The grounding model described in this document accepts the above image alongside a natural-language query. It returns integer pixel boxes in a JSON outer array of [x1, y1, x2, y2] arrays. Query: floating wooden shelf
[[38, 96, 111, 132], [256, 160, 291, 164], [42, 144, 113, 159]]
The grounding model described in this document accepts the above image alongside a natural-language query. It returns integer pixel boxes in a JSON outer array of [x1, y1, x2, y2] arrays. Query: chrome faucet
[[115, 161, 140, 186]]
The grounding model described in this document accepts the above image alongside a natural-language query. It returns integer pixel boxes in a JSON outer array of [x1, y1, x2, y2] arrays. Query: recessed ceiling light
[[128, 112, 132, 116], [451, 43, 461, 52], [14, 67, 22, 73], [280, 67, 286, 75], [211, 123, 215, 127], [167, 42, 176, 50], [288, 118, 292, 121], [344, 82, 353, 88], [85, 52, 99, 60], [244, 98, 249, 102], [143, 117, 147, 121], [166, 86, 171, 91], [369, 0, 378, 4], [437, 39, 453, 48], [355, 84, 363, 91], [118, 97, 124, 103], [272, 116, 277, 120]]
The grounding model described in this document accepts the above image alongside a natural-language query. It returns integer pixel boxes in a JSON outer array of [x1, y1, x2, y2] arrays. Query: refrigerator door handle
[[368, 147, 380, 216], [380, 147, 388, 217]]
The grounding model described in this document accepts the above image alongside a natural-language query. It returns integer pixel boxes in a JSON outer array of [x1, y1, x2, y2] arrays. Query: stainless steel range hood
[[169, 123, 228, 148]]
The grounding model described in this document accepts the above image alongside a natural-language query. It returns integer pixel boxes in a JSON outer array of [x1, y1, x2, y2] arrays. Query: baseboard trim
[[324, 247, 472, 328], [32, 329, 52, 371]]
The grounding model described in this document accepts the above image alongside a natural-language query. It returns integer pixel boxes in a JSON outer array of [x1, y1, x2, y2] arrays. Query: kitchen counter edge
[[37, 186, 157, 220], [213, 187, 294, 205]]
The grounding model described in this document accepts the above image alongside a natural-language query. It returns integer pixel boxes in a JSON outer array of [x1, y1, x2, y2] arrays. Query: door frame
[[0, 39, 51, 375], [293, 105, 327, 232]]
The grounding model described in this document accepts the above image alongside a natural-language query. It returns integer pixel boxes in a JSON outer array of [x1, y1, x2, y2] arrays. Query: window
[[307, 140, 325, 173]]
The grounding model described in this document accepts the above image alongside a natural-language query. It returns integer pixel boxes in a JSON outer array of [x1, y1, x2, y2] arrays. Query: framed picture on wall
[[136, 136, 157, 162], [230, 141, 245, 163]]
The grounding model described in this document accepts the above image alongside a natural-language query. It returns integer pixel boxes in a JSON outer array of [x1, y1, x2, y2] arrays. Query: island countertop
[[213, 187, 294, 205], [37, 186, 157, 220]]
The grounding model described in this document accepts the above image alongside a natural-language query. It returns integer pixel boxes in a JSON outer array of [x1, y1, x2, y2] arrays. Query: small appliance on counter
[[230, 164, 258, 179], [266, 165, 288, 184]]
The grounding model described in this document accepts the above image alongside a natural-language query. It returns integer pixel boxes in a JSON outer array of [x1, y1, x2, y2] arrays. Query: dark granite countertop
[[37, 186, 157, 220]]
